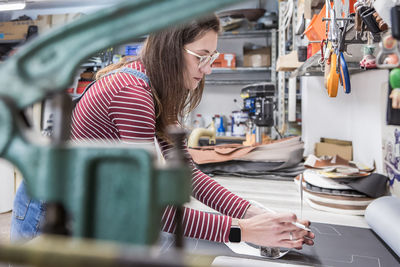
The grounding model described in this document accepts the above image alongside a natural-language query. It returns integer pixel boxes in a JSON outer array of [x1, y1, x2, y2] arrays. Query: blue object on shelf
[[125, 44, 143, 56], [217, 116, 225, 136]]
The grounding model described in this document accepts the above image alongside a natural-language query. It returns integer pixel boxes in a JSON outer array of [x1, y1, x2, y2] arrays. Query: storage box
[[0, 20, 36, 41], [315, 138, 353, 160], [243, 47, 271, 67], [212, 53, 236, 68], [37, 13, 83, 34], [276, 50, 303, 71]]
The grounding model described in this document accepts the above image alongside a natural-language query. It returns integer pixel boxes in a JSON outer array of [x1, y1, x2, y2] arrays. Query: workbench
[[182, 176, 399, 267], [187, 176, 368, 228]]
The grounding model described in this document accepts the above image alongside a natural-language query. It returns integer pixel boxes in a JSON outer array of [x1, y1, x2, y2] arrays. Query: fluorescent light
[[0, 1, 26, 11]]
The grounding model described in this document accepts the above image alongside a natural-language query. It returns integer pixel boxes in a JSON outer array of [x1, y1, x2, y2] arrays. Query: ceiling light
[[0, 1, 26, 11]]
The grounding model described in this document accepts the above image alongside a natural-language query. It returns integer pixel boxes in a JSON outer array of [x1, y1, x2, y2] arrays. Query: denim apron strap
[[72, 68, 149, 105]]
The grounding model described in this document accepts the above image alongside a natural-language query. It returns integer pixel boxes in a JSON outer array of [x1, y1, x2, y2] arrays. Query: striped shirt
[[71, 61, 250, 242]]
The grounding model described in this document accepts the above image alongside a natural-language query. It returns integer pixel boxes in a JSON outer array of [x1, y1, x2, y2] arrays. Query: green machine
[[0, 0, 240, 266]]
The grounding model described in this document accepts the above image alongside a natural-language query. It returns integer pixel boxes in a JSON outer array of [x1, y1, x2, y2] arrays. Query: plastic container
[[192, 114, 205, 128], [217, 116, 225, 136], [214, 115, 221, 129], [303, 5, 327, 43], [125, 44, 143, 56], [231, 111, 248, 136]]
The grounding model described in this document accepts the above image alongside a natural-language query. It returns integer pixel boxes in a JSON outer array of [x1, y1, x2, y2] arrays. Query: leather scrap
[[188, 144, 256, 164]]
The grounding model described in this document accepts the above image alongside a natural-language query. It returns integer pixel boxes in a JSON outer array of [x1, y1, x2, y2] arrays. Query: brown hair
[[97, 15, 220, 141]]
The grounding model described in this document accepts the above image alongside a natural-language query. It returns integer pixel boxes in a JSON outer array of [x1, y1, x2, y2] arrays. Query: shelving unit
[[218, 29, 276, 39], [205, 29, 277, 86]]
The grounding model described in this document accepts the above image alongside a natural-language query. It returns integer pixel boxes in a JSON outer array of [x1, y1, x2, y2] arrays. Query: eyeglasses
[[184, 48, 220, 69]]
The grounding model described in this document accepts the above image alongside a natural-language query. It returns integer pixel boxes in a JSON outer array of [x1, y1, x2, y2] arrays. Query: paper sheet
[[365, 196, 400, 257], [224, 242, 262, 257], [212, 256, 312, 267]]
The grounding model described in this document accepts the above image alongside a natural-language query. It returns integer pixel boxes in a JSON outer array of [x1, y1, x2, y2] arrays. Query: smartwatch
[[228, 218, 241, 243]]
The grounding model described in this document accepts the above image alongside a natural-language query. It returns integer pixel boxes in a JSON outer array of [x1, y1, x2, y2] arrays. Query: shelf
[[219, 29, 276, 39], [205, 80, 271, 85], [80, 62, 102, 68], [211, 67, 271, 73], [291, 52, 367, 77], [0, 39, 23, 44]]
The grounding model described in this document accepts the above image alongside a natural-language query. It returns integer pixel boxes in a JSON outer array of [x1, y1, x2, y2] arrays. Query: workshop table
[[181, 176, 400, 267], [186, 176, 368, 228]]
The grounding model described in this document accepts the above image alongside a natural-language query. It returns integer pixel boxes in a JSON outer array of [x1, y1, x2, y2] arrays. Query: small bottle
[[214, 114, 221, 129], [217, 116, 225, 136]]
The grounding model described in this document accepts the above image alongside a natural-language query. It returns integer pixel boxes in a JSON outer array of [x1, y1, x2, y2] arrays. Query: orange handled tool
[[327, 51, 339, 97]]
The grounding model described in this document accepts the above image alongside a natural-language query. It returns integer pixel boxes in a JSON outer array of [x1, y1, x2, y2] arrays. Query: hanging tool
[[339, 52, 351, 93], [392, 4, 400, 40], [337, 20, 351, 94], [326, 2, 340, 97], [324, 0, 352, 97], [327, 51, 340, 97]]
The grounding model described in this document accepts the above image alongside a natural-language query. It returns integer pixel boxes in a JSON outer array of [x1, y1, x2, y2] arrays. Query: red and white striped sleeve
[[109, 85, 156, 145], [108, 74, 156, 145], [158, 139, 251, 242], [161, 206, 232, 242]]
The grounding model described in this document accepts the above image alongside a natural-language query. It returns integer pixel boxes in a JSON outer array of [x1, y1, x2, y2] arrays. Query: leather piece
[[189, 145, 256, 164], [335, 173, 389, 198], [189, 136, 303, 165]]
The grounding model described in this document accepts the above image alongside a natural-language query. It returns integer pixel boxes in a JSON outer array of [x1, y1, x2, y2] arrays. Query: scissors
[[338, 52, 351, 94], [327, 50, 339, 97], [326, 4, 340, 97], [326, 0, 352, 97]]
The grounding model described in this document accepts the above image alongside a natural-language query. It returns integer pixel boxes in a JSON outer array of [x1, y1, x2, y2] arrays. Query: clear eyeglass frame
[[184, 48, 220, 69]]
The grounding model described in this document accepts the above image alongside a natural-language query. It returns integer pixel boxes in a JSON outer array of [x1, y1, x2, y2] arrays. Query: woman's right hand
[[238, 212, 314, 249]]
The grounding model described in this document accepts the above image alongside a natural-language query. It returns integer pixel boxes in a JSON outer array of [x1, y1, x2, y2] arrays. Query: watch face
[[229, 226, 241, 243]]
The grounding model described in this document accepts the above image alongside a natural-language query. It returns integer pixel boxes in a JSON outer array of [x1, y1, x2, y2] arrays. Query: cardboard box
[[315, 138, 353, 160], [212, 53, 236, 68], [37, 13, 83, 34], [243, 47, 271, 67], [276, 50, 303, 71], [0, 20, 36, 41]]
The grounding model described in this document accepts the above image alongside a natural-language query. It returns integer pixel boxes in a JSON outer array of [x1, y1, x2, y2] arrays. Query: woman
[[12, 14, 314, 248]]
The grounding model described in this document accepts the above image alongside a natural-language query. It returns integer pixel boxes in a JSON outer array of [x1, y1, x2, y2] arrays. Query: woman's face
[[183, 30, 218, 90]]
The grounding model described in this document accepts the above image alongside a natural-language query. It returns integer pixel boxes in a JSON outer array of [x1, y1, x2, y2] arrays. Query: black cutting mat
[[159, 222, 400, 267]]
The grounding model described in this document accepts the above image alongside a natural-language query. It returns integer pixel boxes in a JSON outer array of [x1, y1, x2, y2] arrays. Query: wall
[[301, 69, 400, 197], [301, 69, 388, 173]]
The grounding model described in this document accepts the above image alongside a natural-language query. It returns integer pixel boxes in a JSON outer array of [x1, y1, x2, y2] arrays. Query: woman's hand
[[238, 212, 315, 249]]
